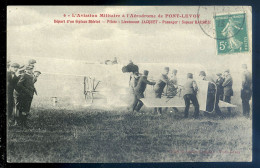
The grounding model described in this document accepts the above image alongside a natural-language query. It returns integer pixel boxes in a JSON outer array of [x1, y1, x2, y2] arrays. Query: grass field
[[7, 97, 252, 163]]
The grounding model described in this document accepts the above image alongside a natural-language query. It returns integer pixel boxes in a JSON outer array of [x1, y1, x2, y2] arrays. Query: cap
[[11, 63, 20, 68], [242, 64, 247, 69], [187, 73, 193, 78], [18, 65, 26, 72], [34, 70, 41, 74], [19, 65, 25, 69], [199, 71, 206, 76], [216, 73, 222, 76], [18, 66, 26, 72], [224, 69, 230, 73], [164, 67, 170, 71], [143, 70, 149, 76], [28, 59, 37, 64], [172, 69, 178, 73], [26, 65, 34, 70]]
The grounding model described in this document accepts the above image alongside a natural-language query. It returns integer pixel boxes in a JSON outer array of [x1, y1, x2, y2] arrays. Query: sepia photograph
[[6, 6, 252, 163]]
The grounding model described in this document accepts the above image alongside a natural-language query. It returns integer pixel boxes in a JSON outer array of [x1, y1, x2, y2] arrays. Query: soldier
[[16, 65, 36, 128], [132, 70, 155, 113], [7, 63, 20, 125], [214, 73, 225, 117], [216, 73, 224, 101], [13, 66, 26, 126], [154, 67, 169, 115], [241, 64, 252, 117], [222, 69, 233, 115], [183, 73, 200, 118], [33, 70, 41, 83]]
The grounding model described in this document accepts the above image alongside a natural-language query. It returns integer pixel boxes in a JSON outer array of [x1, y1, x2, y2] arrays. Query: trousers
[[241, 89, 252, 117], [154, 91, 163, 114], [183, 94, 200, 118], [224, 96, 232, 114]]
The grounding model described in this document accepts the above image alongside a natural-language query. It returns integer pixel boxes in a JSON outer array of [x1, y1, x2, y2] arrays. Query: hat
[[187, 73, 193, 78], [216, 73, 222, 76], [19, 65, 25, 69], [224, 69, 230, 73], [172, 69, 178, 73], [18, 65, 26, 72], [143, 70, 149, 76], [34, 70, 41, 74], [164, 67, 170, 71], [26, 65, 34, 70], [199, 71, 206, 76], [11, 63, 20, 68], [28, 59, 37, 64]]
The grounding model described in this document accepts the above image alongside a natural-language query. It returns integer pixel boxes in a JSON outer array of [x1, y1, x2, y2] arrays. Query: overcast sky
[[7, 6, 252, 71]]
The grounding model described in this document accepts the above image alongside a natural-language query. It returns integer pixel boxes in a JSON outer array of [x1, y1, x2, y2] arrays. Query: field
[[7, 97, 252, 163]]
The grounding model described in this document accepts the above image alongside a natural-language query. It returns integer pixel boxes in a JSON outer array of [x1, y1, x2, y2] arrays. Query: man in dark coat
[[214, 73, 225, 116], [153, 67, 169, 114], [216, 73, 224, 101], [13, 66, 26, 126], [241, 64, 252, 117], [16, 65, 36, 127], [182, 73, 200, 118], [7, 63, 20, 124], [132, 70, 155, 112], [222, 69, 233, 115]]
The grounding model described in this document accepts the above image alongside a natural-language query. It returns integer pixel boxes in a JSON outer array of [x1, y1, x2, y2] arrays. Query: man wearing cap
[[216, 73, 224, 101], [182, 73, 200, 118], [132, 70, 156, 113], [13, 66, 26, 125], [7, 63, 20, 125], [16, 65, 36, 128], [214, 73, 225, 116], [153, 67, 170, 115], [222, 69, 233, 115], [33, 70, 41, 83], [241, 64, 252, 117]]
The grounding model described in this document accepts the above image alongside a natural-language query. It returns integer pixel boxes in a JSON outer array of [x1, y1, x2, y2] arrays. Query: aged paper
[[7, 6, 252, 162]]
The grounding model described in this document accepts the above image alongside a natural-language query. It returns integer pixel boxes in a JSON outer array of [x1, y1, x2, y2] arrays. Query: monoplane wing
[[219, 100, 237, 107], [140, 96, 185, 108]]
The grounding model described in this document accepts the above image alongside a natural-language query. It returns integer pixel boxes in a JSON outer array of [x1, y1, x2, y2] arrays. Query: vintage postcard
[[7, 6, 252, 162]]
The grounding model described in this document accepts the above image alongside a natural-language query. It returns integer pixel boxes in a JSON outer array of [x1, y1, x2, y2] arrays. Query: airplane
[[8, 55, 237, 111]]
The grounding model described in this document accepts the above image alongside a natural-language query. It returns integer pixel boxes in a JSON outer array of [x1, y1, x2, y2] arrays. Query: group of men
[[7, 59, 41, 128], [124, 62, 252, 118]]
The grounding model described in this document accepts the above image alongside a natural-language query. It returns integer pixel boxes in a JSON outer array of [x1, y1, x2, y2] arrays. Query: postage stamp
[[214, 13, 249, 55]]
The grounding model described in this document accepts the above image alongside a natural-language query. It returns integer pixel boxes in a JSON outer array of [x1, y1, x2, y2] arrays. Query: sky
[[7, 6, 252, 69]]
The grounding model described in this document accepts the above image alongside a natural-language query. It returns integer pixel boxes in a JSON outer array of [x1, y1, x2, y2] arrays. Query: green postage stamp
[[214, 13, 249, 55]]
